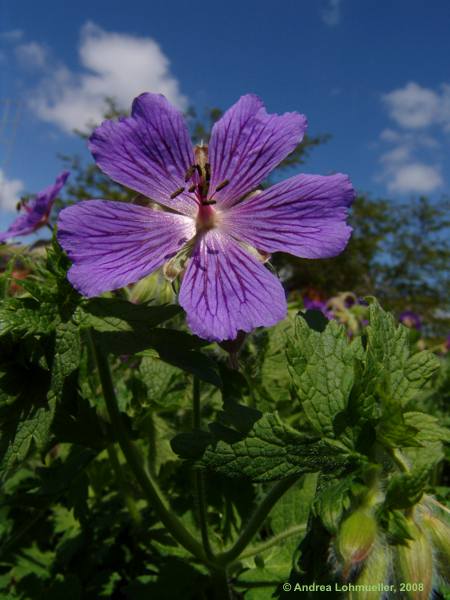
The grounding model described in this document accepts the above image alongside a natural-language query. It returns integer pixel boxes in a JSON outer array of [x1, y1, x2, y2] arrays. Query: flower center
[[196, 202, 219, 232], [169, 143, 230, 234]]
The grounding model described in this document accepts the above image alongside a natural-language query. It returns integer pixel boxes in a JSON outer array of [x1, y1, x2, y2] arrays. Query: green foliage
[[0, 204, 448, 598]]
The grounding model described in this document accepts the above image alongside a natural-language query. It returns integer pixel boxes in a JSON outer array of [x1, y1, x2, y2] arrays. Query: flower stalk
[[90, 332, 207, 563]]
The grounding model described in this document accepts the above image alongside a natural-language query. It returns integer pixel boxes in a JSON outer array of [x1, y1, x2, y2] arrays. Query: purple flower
[[57, 94, 354, 341], [399, 310, 422, 330], [0, 172, 69, 243], [302, 295, 332, 320]]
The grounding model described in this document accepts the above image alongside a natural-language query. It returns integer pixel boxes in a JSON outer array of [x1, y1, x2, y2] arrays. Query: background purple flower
[[302, 295, 332, 320], [58, 93, 354, 341], [399, 310, 422, 330], [0, 171, 69, 242]]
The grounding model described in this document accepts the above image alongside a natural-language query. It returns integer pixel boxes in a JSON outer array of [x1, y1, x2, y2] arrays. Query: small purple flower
[[303, 295, 333, 320], [399, 310, 422, 330], [0, 171, 69, 242], [57, 94, 354, 341]]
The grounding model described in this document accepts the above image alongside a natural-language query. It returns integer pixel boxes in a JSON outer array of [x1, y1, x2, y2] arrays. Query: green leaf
[[360, 302, 440, 416], [385, 466, 429, 509], [171, 430, 213, 459], [94, 327, 206, 356], [313, 475, 354, 533], [255, 316, 294, 405], [0, 397, 55, 483], [52, 393, 109, 449], [376, 408, 421, 448], [78, 298, 181, 331], [201, 412, 356, 482], [0, 298, 57, 337], [404, 411, 450, 444], [287, 316, 356, 436], [139, 356, 184, 406], [384, 509, 415, 545], [48, 321, 81, 402], [301, 309, 329, 332], [270, 472, 318, 551]]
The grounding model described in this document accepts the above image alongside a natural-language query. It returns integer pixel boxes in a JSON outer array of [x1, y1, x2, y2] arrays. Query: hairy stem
[[193, 376, 215, 560], [107, 443, 142, 528], [238, 523, 307, 560], [210, 566, 232, 600], [217, 475, 300, 564], [90, 333, 207, 563]]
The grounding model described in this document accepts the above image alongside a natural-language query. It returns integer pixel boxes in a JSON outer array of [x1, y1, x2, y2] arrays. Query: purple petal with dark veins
[[208, 95, 307, 207], [0, 171, 69, 242], [179, 229, 286, 341], [57, 200, 196, 297], [88, 93, 197, 216], [222, 173, 354, 258]]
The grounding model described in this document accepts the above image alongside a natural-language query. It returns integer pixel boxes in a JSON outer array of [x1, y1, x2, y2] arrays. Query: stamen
[[199, 181, 209, 197], [205, 162, 211, 182], [188, 184, 197, 193], [201, 200, 217, 206], [184, 165, 196, 182], [170, 186, 185, 199], [215, 179, 230, 192]]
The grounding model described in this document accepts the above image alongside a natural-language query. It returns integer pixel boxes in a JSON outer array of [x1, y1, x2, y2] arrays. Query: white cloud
[[0, 169, 25, 212], [320, 0, 342, 26], [378, 81, 450, 194], [15, 42, 47, 68], [383, 81, 450, 130], [0, 29, 23, 42], [29, 22, 187, 134], [387, 163, 443, 194]]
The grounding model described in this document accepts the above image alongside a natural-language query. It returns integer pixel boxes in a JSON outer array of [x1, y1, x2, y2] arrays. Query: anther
[[170, 186, 185, 199], [205, 163, 211, 182], [188, 184, 197, 193], [202, 200, 217, 206], [215, 179, 230, 192]]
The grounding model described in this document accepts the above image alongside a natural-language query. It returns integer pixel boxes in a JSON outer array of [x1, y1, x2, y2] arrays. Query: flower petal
[[0, 171, 69, 242], [179, 229, 287, 341], [88, 94, 197, 216], [30, 171, 70, 217], [0, 213, 37, 242], [208, 95, 307, 207], [57, 200, 195, 297], [223, 173, 354, 258]]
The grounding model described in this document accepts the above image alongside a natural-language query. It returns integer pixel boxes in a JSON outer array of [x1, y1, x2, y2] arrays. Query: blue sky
[[1, 0, 450, 230]]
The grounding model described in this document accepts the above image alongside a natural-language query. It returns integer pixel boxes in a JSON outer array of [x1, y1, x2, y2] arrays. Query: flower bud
[[349, 541, 390, 600], [337, 508, 378, 578], [396, 519, 433, 600], [421, 512, 450, 579], [129, 272, 174, 304]]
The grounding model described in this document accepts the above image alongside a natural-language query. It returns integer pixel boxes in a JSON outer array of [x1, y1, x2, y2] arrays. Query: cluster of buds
[[332, 494, 450, 599], [128, 271, 175, 305]]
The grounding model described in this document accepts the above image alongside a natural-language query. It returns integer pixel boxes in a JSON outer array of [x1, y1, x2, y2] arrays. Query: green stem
[[217, 475, 300, 564], [210, 566, 232, 600], [238, 523, 307, 560], [90, 333, 207, 563], [391, 448, 410, 473], [107, 443, 142, 528], [192, 376, 215, 560]]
